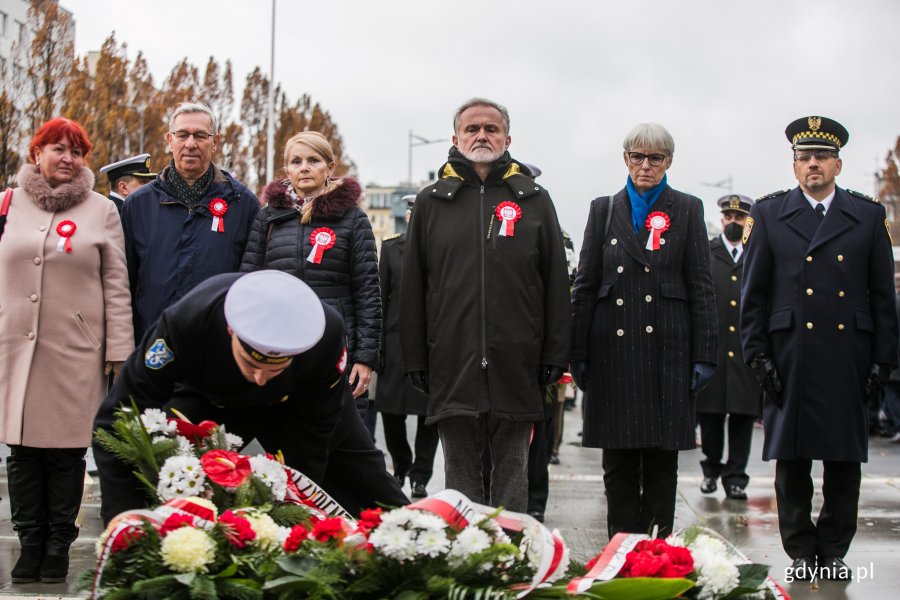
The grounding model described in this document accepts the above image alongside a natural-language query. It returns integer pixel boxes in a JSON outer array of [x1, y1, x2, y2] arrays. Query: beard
[[461, 145, 504, 164], [723, 222, 743, 242]]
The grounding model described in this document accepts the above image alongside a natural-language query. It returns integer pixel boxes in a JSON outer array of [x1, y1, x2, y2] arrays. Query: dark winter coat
[[121, 165, 259, 341], [399, 149, 571, 425], [240, 178, 381, 369], [571, 188, 717, 450], [375, 233, 428, 415], [740, 186, 899, 462], [695, 236, 760, 416]]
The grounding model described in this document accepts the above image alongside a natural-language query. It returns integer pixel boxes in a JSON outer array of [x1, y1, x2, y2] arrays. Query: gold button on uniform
[[280, 395, 289, 402], [728, 325, 735, 332], [838, 324, 845, 330], [728, 351, 735, 358], [837, 255, 844, 262], [806, 256, 813, 262], [838, 291, 845, 297], [731, 275, 738, 282], [806, 288, 813, 296], [730, 300, 737, 307], [806, 322, 814, 330]]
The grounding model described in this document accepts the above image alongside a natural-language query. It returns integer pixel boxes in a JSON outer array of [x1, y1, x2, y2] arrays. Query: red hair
[[28, 117, 93, 163]]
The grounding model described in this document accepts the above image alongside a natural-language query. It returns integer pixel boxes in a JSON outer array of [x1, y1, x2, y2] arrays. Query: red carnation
[[110, 526, 144, 553], [159, 513, 195, 537], [356, 508, 383, 535], [201, 450, 252, 488], [284, 524, 310, 552], [584, 551, 602, 572], [312, 516, 349, 542], [620, 539, 693, 578], [219, 510, 257, 548]]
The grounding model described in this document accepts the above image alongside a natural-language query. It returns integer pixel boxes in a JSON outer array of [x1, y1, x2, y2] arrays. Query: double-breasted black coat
[[571, 187, 717, 450], [695, 237, 760, 416], [740, 187, 898, 462], [375, 233, 428, 415]]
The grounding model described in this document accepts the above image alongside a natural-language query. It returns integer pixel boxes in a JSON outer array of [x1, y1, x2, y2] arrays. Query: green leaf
[[531, 577, 694, 600], [189, 573, 217, 599], [174, 572, 197, 586]]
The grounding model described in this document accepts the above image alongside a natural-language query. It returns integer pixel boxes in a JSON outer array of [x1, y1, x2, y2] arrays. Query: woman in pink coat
[[0, 118, 133, 584]]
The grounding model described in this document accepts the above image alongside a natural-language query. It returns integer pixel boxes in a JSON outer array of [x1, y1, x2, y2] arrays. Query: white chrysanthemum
[[225, 432, 244, 450], [249, 456, 288, 500], [175, 435, 193, 454], [245, 512, 280, 550], [518, 527, 542, 568], [479, 517, 511, 544], [449, 526, 491, 562], [692, 534, 728, 556], [408, 511, 447, 532], [369, 525, 418, 561], [157, 455, 205, 500], [415, 528, 451, 557], [276, 524, 292, 545], [141, 408, 174, 434], [667, 534, 686, 547], [160, 527, 215, 573], [694, 551, 740, 600], [379, 507, 416, 528]]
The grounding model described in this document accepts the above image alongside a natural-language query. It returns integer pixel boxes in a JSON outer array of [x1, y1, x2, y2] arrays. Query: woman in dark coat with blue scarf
[[570, 122, 717, 538]]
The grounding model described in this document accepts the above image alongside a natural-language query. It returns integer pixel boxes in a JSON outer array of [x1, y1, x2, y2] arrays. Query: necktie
[[732, 247, 738, 259], [815, 204, 825, 222]]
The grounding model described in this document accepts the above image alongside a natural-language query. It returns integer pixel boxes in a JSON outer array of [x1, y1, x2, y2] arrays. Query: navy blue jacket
[[121, 165, 259, 340], [741, 186, 898, 462]]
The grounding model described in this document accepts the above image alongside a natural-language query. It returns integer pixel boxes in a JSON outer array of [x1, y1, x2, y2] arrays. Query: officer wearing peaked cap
[[741, 116, 899, 578], [93, 270, 407, 524], [695, 194, 760, 501], [98, 153, 156, 214]]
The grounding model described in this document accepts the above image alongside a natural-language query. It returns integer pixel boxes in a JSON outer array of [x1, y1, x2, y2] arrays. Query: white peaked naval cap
[[224, 270, 325, 362]]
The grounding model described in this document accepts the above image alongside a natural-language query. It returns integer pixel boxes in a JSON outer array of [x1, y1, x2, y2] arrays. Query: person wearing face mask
[[694, 194, 760, 501]]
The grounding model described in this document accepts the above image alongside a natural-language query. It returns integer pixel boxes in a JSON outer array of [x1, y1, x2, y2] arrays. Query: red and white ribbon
[[56, 220, 76, 253], [566, 532, 648, 594], [209, 198, 228, 232], [644, 211, 670, 250], [307, 227, 336, 264], [496, 201, 522, 237]]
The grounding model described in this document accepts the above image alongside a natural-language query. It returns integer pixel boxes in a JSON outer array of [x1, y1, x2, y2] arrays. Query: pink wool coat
[[0, 165, 134, 447]]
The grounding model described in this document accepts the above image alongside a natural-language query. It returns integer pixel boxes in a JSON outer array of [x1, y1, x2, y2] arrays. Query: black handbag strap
[[0, 187, 12, 241]]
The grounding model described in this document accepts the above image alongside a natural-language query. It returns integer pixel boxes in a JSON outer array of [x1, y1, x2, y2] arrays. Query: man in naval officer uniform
[[741, 116, 898, 579], [696, 194, 760, 501], [93, 270, 407, 524], [98, 153, 156, 214]]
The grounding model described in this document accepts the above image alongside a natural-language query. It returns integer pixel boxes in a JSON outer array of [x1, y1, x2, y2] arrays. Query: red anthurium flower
[[284, 524, 310, 552], [219, 510, 257, 548], [201, 450, 252, 488], [168, 409, 218, 444], [159, 513, 195, 537]]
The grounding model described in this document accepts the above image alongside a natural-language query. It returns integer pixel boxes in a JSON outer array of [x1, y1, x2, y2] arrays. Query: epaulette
[[383, 233, 401, 242], [756, 189, 790, 202], [847, 189, 878, 203]]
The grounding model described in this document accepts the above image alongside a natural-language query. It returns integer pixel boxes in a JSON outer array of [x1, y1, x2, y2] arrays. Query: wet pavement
[[1, 403, 898, 598]]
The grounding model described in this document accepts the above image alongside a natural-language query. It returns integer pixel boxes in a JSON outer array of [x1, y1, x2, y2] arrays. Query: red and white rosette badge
[[307, 227, 336, 264], [209, 198, 228, 232], [496, 201, 522, 237], [56, 220, 76, 253], [644, 211, 670, 250]]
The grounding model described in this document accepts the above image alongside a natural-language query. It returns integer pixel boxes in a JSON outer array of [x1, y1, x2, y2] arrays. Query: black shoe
[[549, 454, 560, 465], [11, 547, 42, 583], [39, 551, 70, 583], [700, 477, 717, 494], [725, 484, 748, 500], [394, 472, 406, 488], [528, 510, 545, 523], [818, 556, 852, 580], [410, 482, 428, 498], [788, 556, 817, 581]]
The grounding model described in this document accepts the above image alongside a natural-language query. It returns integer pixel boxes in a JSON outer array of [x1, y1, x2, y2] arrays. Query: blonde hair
[[283, 131, 336, 224]]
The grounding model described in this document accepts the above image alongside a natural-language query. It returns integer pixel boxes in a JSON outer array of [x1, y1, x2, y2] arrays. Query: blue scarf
[[626, 174, 668, 234]]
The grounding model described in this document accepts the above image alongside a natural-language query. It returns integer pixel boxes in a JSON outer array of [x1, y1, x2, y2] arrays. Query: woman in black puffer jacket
[[240, 131, 381, 431]]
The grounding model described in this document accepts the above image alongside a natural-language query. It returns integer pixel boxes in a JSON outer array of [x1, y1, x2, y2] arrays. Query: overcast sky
[[61, 0, 900, 246]]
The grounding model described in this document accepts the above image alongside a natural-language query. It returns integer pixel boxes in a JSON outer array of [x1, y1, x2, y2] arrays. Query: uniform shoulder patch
[[756, 189, 790, 202], [145, 338, 175, 370], [742, 216, 754, 245], [383, 233, 401, 242], [847, 189, 878, 203]]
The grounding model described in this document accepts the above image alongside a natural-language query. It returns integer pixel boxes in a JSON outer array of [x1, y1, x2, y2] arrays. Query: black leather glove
[[541, 365, 565, 387], [750, 354, 782, 407], [864, 363, 892, 407], [690, 362, 716, 393], [406, 371, 429, 395], [571, 360, 589, 392]]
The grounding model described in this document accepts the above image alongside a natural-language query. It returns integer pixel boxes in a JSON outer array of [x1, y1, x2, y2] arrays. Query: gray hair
[[453, 98, 510, 134], [622, 123, 675, 155], [169, 101, 219, 134]]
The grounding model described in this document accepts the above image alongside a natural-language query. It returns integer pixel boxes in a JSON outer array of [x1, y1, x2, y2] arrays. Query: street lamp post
[[408, 130, 446, 185], [265, 0, 276, 184], [701, 175, 733, 194]]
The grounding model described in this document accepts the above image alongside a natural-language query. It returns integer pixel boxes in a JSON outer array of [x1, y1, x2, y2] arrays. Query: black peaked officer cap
[[717, 194, 753, 215], [99, 153, 157, 182], [785, 116, 849, 151]]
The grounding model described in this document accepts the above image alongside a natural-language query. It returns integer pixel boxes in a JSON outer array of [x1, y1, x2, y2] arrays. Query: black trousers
[[775, 459, 860, 559], [381, 413, 439, 485], [602, 448, 679, 538], [527, 398, 556, 514], [7, 446, 85, 550], [697, 412, 755, 488]]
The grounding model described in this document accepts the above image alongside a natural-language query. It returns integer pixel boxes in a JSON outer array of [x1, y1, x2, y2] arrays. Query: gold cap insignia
[[808, 116, 822, 131], [729, 196, 741, 210]]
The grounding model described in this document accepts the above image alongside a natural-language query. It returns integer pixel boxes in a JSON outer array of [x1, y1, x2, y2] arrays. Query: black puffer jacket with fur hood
[[240, 177, 381, 368]]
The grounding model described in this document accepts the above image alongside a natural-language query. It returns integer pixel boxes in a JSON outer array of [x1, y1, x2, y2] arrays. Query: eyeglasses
[[794, 150, 838, 162], [170, 130, 216, 142], [626, 152, 669, 166]]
